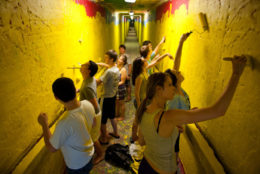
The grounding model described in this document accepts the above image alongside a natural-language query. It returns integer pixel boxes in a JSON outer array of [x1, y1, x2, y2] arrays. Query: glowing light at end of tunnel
[[129, 11, 134, 16], [125, 0, 136, 3]]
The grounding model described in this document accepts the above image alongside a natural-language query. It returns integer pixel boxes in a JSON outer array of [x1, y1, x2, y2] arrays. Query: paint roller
[[223, 55, 254, 70], [198, 12, 209, 31], [188, 12, 209, 35]]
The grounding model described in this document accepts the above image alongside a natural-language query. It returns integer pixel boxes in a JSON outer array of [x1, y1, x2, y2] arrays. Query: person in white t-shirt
[[38, 77, 96, 174]]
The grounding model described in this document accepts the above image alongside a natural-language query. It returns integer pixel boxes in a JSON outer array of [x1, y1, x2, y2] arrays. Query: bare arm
[[131, 116, 139, 141], [96, 78, 102, 86], [167, 56, 247, 126], [153, 36, 166, 55], [128, 64, 132, 79], [147, 53, 173, 69], [88, 98, 99, 115], [135, 76, 143, 107], [138, 126, 146, 146], [119, 68, 127, 86], [97, 62, 109, 68], [173, 33, 190, 71], [38, 113, 57, 152]]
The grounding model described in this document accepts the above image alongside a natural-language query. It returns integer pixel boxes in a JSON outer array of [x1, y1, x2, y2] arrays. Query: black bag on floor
[[105, 143, 134, 172]]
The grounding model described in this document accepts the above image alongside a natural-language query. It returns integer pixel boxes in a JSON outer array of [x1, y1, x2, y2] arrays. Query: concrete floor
[[90, 27, 139, 174]]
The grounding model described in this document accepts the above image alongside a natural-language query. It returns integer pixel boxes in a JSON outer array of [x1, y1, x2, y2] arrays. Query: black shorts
[[138, 157, 158, 174], [100, 96, 116, 124], [175, 133, 180, 153]]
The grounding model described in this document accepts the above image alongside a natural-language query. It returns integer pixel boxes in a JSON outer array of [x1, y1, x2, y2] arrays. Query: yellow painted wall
[[121, 16, 125, 44], [134, 15, 143, 46], [119, 14, 129, 45], [0, 0, 118, 173], [143, 0, 260, 173], [134, 19, 139, 40], [125, 19, 129, 39], [111, 12, 120, 51]]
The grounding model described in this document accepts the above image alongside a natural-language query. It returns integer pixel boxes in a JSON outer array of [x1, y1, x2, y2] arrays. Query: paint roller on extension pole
[[189, 12, 209, 34], [223, 55, 254, 70]]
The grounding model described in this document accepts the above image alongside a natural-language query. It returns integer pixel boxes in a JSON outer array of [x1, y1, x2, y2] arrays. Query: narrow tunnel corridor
[[1, 0, 260, 174]]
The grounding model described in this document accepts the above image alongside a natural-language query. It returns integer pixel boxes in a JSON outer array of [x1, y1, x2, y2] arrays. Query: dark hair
[[136, 72, 169, 123], [119, 44, 126, 50], [106, 49, 117, 62], [89, 60, 98, 77], [119, 54, 127, 65], [165, 69, 177, 87], [52, 77, 76, 102], [142, 40, 151, 46], [132, 57, 144, 86], [140, 45, 149, 58]]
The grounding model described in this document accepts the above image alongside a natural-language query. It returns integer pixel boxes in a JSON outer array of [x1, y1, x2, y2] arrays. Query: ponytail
[[136, 72, 170, 124], [132, 57, 144, 86], [136, 97, 149, 124]]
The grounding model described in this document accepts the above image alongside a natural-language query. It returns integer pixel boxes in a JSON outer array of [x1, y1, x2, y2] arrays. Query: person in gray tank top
[[137, 55, 246, 173]]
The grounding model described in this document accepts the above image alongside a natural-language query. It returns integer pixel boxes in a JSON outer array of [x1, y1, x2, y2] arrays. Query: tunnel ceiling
[[97, 0, 167, 11]]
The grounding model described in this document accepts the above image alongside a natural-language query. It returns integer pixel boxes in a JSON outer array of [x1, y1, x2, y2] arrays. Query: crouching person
[[38, 77, 96, 174]]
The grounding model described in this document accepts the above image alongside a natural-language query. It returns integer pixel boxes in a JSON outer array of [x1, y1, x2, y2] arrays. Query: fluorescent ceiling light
[[129, 11, 134, 16], [125, 0, 136, 3]]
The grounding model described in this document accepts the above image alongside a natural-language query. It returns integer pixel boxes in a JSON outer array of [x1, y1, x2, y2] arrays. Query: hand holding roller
[[223, 55, 254, 70]]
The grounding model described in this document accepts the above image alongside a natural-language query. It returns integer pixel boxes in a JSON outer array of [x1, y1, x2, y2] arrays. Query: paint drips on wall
[[156, 0, 189, 21], [74, 0, 106, 17]]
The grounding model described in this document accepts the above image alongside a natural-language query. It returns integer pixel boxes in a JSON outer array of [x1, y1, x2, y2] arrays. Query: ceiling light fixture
[[125, 0, 136, 3], [129, 11, 134, 16]]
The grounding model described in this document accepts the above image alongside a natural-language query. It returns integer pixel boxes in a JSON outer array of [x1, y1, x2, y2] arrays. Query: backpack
[[105, 143, 134, 172]]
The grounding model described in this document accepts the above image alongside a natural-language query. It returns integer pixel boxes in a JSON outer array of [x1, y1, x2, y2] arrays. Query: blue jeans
[[66, 159, 93, 174]]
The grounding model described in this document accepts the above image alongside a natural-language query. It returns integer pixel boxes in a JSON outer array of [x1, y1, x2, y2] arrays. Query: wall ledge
[[12, 108, 65, 174], [183, 124, 225, 174]]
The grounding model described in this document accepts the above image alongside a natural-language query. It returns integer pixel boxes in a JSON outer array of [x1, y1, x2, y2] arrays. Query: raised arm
[[153, 36, 166, 55], [173, 32, 191, 71], [167, 56, 247, 125], [97, 62, 109, 68], [147, 53, 173, 69]]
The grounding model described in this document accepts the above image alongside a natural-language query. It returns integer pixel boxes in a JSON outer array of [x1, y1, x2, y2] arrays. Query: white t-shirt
[[100, 65, 120, 98], [50, 100, 95, 169]]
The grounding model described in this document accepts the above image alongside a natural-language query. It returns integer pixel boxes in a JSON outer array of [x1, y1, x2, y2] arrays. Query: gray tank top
[[140, 109, 179, 173]]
